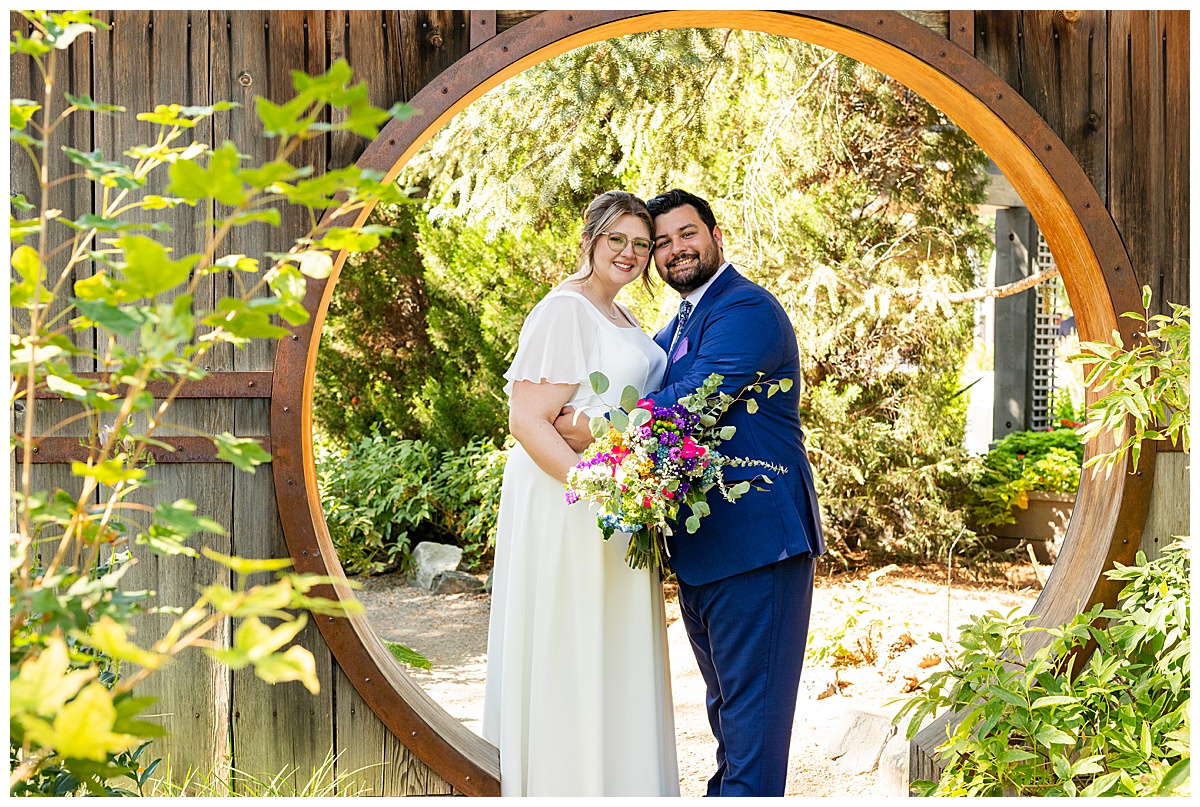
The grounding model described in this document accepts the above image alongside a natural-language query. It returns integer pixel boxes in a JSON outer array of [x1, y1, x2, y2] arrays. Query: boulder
[[875, 732, 911, 796], [431, 570, 486, 595], [824, 704, 897, 775], [410, 541, 462, 592]]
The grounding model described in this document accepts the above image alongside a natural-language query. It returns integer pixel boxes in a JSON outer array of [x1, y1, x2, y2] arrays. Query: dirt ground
[[355, 558, 1042, 797]]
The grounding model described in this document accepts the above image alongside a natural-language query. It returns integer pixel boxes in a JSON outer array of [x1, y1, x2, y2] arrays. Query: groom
[[556, 189, 825, 796]]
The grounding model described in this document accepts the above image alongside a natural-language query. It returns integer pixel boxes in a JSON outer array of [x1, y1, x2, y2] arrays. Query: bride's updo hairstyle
[[576, 190, 655, 293]]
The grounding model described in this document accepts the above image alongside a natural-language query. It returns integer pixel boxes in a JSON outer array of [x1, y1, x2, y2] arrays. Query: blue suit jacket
[[647, 266, 825, 585]]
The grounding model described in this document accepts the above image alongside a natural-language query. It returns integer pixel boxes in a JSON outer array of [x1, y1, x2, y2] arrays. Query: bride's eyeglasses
[[599, 231, 653, 257]]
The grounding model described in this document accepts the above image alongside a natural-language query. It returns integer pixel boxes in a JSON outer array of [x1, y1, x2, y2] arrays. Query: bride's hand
[[554, 405, 596, 453]]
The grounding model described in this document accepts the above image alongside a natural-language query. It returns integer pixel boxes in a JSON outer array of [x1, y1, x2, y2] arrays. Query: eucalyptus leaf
[[628, 407, 651, 429], [620, 384, 640, 413], [589, 417, 609, 439], [609, 408, 629, 433], [589, 371, 610, 395]]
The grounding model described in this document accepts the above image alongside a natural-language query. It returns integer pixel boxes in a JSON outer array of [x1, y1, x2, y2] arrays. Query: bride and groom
[[481, 189, 825, 796]]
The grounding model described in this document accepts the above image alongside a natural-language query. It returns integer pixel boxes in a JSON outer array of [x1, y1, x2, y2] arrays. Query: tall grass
[[147, 751, 381, 797]]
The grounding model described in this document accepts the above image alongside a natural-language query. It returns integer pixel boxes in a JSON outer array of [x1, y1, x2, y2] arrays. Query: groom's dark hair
[[646, 189, 718, 234]]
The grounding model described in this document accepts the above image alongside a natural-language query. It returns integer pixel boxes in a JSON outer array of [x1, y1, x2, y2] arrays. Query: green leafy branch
[[1069, 286, 1190, 476]]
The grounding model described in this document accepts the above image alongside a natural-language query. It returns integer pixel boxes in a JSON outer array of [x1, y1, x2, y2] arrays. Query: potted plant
[[966, 428, 1084, 562]]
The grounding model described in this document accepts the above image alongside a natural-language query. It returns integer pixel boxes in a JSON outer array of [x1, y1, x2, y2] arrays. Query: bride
[[481, 190, 679, 796]]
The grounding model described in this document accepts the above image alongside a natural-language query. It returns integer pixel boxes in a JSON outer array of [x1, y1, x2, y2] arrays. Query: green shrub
[[894, 538, 1190, 796], [315, 430, 508, 575], [965, 429, 1083, 527]]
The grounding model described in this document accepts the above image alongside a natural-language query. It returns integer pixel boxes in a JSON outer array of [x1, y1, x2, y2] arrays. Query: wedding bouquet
[[565, 372, 789, 571]]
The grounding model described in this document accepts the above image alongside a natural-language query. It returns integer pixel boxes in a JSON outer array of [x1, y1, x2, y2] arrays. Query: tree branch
[[941, 264, 1061, 304]]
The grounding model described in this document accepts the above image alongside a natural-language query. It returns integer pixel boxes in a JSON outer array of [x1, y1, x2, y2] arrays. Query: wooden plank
[[117, 462, 235, 785], [470, 10, 497, 50], [1108, 11, 1168, 315], [1161, 11, 1189, 312], [210, 9, 329, 374], [896, 10, 949, 38], [89, 10, 236, 788], [332, 665, 386, 795], [1017, 11, 1107, 204], [974, 11, 1021, 90], [496, 10, 540, 33], [9, 10, 96, 373], [396, 10, 472, 101], [383, 727, 458, 796], [229, 396, 335, 790], [329, 11, 405, 171], [1139, 451, 1190, 563]]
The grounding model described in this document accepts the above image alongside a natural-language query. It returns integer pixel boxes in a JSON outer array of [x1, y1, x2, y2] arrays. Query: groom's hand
[[554, 406, 595, 453]]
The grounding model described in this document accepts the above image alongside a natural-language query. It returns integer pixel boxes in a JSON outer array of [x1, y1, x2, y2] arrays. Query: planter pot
[[978, 491, 1076, 564]]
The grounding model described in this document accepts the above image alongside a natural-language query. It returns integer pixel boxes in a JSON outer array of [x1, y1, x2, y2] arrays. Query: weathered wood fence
[[10, 9, 1188, 796]]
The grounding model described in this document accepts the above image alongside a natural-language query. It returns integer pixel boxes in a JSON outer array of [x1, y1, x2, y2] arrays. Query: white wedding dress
[[482, 288, 678, 796]]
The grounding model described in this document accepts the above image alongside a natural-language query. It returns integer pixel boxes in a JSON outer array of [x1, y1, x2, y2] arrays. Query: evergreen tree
[[316, 29, 993, 559]]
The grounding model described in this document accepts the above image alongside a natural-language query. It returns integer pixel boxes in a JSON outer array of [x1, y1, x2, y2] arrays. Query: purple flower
[[565, 490, 581, 504]]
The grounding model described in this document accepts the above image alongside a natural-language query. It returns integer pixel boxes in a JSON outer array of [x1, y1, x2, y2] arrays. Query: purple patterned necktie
[[668, 299, 693, 359]]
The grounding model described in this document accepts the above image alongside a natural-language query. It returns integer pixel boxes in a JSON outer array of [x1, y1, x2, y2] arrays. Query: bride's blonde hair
[[575, 190, 655, 293]]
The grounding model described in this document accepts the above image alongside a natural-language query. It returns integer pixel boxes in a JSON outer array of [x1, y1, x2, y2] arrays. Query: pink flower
[[664, 490, 674, 500], [637, 398, 654, 410], [679, 436, 707, 459]]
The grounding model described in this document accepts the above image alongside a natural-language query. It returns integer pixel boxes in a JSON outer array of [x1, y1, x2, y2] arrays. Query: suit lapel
[[659, 266, 741, 387]]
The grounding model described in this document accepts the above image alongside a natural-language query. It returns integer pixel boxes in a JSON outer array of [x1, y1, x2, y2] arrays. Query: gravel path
[[355, 564, 1040, 797]]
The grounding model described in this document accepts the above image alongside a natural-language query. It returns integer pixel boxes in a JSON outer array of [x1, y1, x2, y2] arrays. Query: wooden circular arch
[[269, 10, 1157, 796]]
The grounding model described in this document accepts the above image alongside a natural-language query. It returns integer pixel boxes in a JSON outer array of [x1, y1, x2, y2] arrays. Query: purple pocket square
[[672, 336, 689, 363]]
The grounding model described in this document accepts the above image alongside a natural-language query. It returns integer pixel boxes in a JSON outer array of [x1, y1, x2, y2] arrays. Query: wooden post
[[991, 208, 1039, 443]]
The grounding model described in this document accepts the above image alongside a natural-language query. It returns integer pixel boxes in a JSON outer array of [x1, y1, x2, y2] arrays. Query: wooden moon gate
[[268, 10, 1157, 795]]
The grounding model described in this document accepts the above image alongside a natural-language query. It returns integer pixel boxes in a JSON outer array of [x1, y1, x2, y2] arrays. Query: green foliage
[[1070, 287, 1190, 475], [894, 538, 1191, 797], [806, 564, 898, 668], [313, 203, 569, 449], [317, 29, 993, 562], [895, 300, 1191, 797], [964, 429, 1084, 527], [9, 10, 399, 795], [315, 430, 508, 575]]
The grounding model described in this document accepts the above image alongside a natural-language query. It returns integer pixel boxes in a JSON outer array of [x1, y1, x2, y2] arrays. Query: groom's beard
[[657, 239, 722, 294]]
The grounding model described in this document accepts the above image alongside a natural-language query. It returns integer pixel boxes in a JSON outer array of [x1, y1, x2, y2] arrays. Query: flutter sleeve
[[502, 293, 597, 399]]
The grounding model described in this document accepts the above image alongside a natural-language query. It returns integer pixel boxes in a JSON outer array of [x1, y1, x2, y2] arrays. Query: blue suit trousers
[[677, 552, 816, 797]]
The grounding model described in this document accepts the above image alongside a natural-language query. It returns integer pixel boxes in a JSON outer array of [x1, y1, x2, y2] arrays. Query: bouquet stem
[[624, 525, 667, 572]]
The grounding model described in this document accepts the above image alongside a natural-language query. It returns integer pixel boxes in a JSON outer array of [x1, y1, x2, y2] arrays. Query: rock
[[876, 732, 911, 796], [410, 541, 462, 592], [431, 570, 485, 595], [799, 664, 838, 700], [824, 704, 897, 775]]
